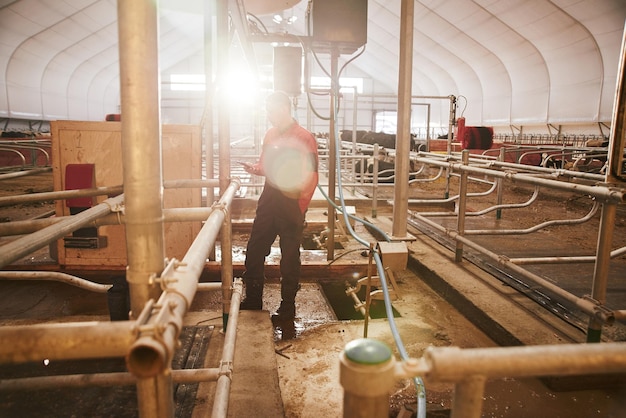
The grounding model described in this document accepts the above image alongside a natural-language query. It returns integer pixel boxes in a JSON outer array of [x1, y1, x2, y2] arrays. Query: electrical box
[[311, 0, 368, 53], [273, 46, 302, 96], [376, 241, 408, 272]]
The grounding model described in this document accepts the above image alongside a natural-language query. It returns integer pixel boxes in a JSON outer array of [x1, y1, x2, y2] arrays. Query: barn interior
[[1, 0, 626, 417]]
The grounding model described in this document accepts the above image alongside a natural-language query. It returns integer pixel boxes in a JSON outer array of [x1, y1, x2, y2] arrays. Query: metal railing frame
[[341, 338, 626, 418], [0, 178, 242, 418]]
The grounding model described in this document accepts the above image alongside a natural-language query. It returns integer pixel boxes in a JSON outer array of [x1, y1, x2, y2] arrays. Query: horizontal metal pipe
[[464, 200, 598, 235], [0, 167, 51, 181], [0, 321, 136, 364], [212, 279, 243, 417], [511, 245, 626, 265], [0, 207, 217, 237], [0, 194, 125, 268], [414, 155, 614, 196], [0, 185, 123, 207], [197, 282, 221, 291], [0, 271, 112, 293], [126, 179, 240, 378], [0, 367, 220, 391], [400, 342, 626, 383], [0, 178, 217, 209], [163, 179, 220, 189], [409, 213, 612, 323]]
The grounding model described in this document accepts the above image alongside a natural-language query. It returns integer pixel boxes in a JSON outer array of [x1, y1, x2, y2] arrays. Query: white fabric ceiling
[[0, 0, 625, 128]]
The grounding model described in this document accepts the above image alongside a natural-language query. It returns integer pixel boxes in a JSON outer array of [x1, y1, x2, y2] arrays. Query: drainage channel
[[405, 217, 626, 342]]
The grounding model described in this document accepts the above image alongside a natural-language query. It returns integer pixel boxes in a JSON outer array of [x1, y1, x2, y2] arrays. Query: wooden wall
[[51, 121, 202, 269]]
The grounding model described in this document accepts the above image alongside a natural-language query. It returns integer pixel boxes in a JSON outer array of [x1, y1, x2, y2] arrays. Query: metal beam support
[[392, 0, 414, 239]]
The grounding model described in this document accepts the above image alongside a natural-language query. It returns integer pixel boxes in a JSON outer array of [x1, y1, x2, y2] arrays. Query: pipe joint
[[210, 201, 228, 216], [218, 360, 233, 379], [582, 295, 615, 325]]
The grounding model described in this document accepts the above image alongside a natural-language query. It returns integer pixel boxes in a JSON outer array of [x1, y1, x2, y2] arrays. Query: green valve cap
[[344, 338, 392, 365]]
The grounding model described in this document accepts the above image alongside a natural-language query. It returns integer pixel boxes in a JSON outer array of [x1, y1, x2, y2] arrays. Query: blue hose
[[320, 126, 427, 418]]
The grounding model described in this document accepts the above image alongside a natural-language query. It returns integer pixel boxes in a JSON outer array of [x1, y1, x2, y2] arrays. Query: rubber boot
[[271, 280, 299, 325], [271, 300, 296, 326], [240, 281, 264, 310]]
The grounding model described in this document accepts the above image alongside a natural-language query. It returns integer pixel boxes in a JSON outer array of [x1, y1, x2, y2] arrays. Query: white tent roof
[[1, 0, 625, 128]]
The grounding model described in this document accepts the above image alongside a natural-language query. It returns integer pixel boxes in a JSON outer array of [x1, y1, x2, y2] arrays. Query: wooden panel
[[51, 121, 202, 268]]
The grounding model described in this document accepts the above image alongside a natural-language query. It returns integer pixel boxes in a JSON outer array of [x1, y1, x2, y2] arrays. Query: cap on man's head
[[266, 91, 292, 109]]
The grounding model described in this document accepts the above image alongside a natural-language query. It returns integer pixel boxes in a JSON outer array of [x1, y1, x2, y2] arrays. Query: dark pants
[[243, 204, 304, 305]]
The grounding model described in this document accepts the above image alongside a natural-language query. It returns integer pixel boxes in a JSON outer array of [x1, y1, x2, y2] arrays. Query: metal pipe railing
[[0, 194, 125, 268], [126, 179, 240, 378], [409, 212, 614, 325], [0, 367, 221, 391], [0, 185, 123, 207], [0, 166, 51, 180], [0, 271, 111, 293], [342, 339, 626, 418], [0, 321, 136, 364]]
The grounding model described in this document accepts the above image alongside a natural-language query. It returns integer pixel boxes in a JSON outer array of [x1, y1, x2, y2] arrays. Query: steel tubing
[[410, 213, 614, 324], [0, 185, 123, 207], [0, 368, 220, 391], [118, 0, 164, 319], [0, 167, 51, 181], [0, 321, 136, 364], [392, 0, 414, 240], [451, 376, 486, 418], [403, 342, 626, 383], [0, 207, 217, 237], [510, 243, 626, 264], [413, 155, 623, 203], [211, 280, 243, 418], [163, 179, 220, 189], [0, 271, 111, 293], [0, 194, 124, 269], [126, 179, 240, 378]]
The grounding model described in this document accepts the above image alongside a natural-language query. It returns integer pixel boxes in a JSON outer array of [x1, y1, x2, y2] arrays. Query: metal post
[[496, 147, 505, 219], [372, 144, 379, 218], [0, 194, 124, 268], [327, 48, 339, 260], [340, 339, 395, 418], [117, 0, 164, 316], [118, 2, 168, 414], [212, 280, 243, 417], [445, 96, 456, 199], [451, 375, 486, 418], [455, 150, 469, 262], [392, 0, 414, 240], [587, 202, 617, 342], [607, 22, 626, 184]]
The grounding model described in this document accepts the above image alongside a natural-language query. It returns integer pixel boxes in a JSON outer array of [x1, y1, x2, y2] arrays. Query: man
[[240, 91, 319, 326]]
